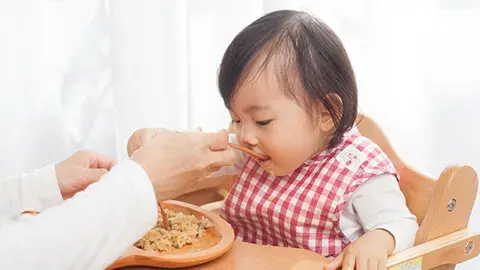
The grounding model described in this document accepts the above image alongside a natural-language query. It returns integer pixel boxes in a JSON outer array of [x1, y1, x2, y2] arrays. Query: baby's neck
[[309, 134, 332, 159]]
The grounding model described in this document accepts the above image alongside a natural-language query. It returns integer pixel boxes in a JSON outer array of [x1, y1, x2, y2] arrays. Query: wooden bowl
[[107, 200, 235, 269]]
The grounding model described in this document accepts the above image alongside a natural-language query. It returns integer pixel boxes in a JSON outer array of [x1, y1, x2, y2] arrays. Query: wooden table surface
[[119, 240, 330, 270]]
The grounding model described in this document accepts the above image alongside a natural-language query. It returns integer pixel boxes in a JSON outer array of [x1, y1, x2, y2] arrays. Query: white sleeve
[[350, 174, 419, 254], [0, 159, 158, 270], [0, 164, 63, 226]]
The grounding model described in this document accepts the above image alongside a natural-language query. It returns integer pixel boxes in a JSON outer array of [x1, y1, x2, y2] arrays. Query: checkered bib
[[220, 127, 398, 257]]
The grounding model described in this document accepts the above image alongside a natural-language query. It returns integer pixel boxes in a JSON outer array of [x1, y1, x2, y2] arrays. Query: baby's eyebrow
[[243, 105, 270, 113]]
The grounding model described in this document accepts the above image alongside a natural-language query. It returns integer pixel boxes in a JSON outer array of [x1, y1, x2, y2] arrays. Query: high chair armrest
[[415, 166, 478, 245], [387, 229, 480, 269]]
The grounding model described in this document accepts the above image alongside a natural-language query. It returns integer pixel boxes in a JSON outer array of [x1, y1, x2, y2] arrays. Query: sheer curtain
[[0, 0, 114, 174], [1, 0, 479, 267]]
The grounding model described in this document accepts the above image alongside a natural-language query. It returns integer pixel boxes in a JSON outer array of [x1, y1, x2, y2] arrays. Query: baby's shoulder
[[333, 134, 395, 176]]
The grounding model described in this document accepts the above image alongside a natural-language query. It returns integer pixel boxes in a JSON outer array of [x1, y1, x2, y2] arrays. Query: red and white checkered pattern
[[220, 127, 398, 257]]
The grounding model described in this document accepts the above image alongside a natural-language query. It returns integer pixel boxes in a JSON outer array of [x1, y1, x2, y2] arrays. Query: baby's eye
[[256, 119, 273, 126], [231, 120, 241, 124]]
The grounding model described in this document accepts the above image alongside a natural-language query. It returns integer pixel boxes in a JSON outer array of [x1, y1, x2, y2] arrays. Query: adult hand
[[129, 128, 236, 201], [127, 128, 158, 157], [127, 127, 204, 157], [55, 150, 117, 199]]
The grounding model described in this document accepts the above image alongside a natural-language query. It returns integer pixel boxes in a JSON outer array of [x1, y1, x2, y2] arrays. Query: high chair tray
[[112, 229, 480, 270], [114, 240, 330, 270]]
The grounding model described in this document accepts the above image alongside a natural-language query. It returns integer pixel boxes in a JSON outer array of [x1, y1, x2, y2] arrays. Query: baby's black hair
[[218, 10, 358, 149]]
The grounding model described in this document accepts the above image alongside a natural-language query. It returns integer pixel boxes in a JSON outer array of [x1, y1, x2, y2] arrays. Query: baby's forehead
[[229, 86, 300, 118], [231, 76, 282, 106]]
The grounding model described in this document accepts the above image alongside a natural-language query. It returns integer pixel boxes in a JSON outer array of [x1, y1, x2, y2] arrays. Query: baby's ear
[[319, 93, 342, 132]]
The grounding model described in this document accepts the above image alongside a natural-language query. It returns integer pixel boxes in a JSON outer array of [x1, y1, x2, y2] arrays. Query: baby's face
[[229, 67, 329, 176]]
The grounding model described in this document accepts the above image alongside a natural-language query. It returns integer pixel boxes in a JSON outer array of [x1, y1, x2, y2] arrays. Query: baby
[[214, 10, 418, 269]]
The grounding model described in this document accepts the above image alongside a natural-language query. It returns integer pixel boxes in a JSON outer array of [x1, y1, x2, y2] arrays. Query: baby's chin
[[265, 163, 299, 177], [256, 155, 304, 176]]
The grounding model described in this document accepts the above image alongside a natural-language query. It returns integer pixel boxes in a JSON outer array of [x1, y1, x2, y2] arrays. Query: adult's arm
[[0, 160, 157, 270], [0, 164, 63, 226]]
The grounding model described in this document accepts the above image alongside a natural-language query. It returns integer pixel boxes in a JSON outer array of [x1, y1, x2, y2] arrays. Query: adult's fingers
[[341, 253, 356, 270], [205, 129, 230, 151], [367, 259, 378, 270], [82, 168, 109, 185], [356, 256, 368, 270], [325, 252, 343, 270], [88, 152, 117, 171], [377, 258, 387, 270], [204, 148, 236, 169]]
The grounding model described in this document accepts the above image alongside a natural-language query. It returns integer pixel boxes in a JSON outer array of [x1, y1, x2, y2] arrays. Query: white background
[[0, 0, 479, 267]]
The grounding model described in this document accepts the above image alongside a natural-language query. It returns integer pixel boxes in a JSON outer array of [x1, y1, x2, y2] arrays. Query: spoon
[[22, 210, 38, 216], [159, 202, 169, 230], [228, 143, 270, 161]]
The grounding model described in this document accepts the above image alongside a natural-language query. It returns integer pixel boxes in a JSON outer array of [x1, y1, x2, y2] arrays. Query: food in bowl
[[135, 206, 211, 252]]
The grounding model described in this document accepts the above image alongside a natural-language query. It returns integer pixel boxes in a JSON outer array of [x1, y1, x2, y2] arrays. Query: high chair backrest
[[355, 115, 436, 224], [355, 114, 478, 247]]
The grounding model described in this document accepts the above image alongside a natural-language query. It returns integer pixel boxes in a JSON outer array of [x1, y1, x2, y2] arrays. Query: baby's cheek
[[272, 152, 305, 175], [264, 137, 309, 173]]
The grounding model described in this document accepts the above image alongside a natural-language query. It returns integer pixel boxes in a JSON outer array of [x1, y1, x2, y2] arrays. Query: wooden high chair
[[177, 114, 480, 269]]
